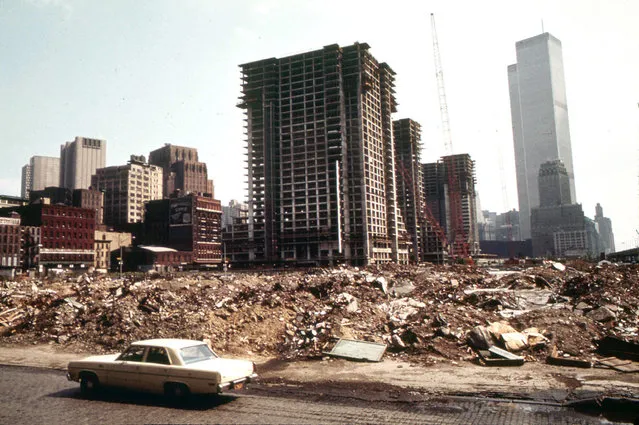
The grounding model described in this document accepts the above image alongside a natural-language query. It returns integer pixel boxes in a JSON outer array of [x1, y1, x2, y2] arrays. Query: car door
[[139, 346, 171, 393], [110, 345, 146, 390]]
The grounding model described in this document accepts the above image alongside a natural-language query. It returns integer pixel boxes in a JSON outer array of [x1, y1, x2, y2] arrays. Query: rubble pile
[[0, 262, 637, 364]]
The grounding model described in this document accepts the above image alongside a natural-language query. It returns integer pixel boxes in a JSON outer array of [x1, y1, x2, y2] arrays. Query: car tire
[[80, 374, 99, 398], [165, 383, 190, 404]]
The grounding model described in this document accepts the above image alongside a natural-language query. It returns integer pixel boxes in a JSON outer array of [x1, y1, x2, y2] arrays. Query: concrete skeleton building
[[422, 154, 479, 256], [60, 137, 106, 191], [236, 42, 412, 266], [148, 144, 214, 198], [21, 156, 60, 200], [393, 119, 426, 263], [508, 33, 576, 240], [91, 155, 163, 227]]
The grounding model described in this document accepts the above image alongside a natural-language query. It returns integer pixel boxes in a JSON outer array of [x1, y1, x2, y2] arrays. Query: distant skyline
[[1, 0, 637, 249]]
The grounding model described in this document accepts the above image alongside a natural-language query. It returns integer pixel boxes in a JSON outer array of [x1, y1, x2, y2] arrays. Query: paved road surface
[[0, 365, 626, 424]]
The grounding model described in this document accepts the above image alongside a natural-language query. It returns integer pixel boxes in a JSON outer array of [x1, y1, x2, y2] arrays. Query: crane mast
[[430, 13, 469, 259]]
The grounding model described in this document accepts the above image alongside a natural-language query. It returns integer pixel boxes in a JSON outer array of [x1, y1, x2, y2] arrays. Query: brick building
[[0, 214, 22, 272], [9, 204, 95, 270], [144, 194, 222, 266]]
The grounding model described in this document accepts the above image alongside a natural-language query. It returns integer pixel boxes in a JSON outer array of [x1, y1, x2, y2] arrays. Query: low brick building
[[12, 204, 95, 270], [0, 214, 22, 274]]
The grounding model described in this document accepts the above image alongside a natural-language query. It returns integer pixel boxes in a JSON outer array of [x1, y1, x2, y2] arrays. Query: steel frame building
[[237, 42, 410, 266]]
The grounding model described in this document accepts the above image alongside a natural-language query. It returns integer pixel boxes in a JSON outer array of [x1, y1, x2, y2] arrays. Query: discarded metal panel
[[478, 349, 524, 366], [489, 346, 524, 361], [325, 339, 387, 362], [547, 356, 592, 368]]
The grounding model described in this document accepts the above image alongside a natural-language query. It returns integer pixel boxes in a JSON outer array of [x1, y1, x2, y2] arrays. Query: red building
[[0, 214, 21, 272], [13, 204, 95, 270]]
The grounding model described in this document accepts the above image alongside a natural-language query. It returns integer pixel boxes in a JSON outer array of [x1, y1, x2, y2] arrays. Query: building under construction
[[236, 42, 411, 266], [393, 118, 427, 263], [423, 154, 479, 257]]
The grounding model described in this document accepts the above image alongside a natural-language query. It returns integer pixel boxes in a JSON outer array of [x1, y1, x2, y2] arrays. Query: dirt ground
[[1, 342, 638, 404]]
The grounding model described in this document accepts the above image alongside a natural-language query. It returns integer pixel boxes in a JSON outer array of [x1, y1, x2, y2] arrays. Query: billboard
[[169, 199, 192, 226]]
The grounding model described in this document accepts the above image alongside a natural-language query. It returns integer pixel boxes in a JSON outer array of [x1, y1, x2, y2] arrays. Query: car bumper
[[216, 373, 258, 393]]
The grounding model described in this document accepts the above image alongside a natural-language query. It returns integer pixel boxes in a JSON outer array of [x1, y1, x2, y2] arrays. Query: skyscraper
[[148, 144, 214, 198], [508, 33, 576, 240], [236, 42, 410, 265], [60, 137, 106, 190], [21, 156, 60, 199]]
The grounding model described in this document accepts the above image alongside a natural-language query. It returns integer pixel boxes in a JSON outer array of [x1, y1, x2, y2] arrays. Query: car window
[[117, 345, 146, 362], [145, 347, 171, 365], [180, 344, 217, 364]]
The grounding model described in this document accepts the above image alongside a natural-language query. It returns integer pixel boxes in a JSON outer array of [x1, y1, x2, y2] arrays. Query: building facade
[[148, 144, 214, 198], [21, 156, 60, 200], [508, 33, 576, 240], [237, 42, 411, 266], [7, 204, 96, 270], [0, 215, 22, 270], [144, 194, 223, 266], [60, 137, 106, 191], [91, 155, 163, 227]]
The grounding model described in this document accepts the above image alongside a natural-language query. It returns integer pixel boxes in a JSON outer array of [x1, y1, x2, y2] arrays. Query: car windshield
[[179, 344, 218, 364]]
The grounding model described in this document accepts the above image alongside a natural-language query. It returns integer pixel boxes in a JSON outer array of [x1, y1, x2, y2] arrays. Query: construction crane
[[430, 13, 470, 259]]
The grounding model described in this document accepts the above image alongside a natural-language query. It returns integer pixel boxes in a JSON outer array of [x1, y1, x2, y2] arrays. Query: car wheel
[[80, 374, 99, 397], [165, 383, 190, 404]]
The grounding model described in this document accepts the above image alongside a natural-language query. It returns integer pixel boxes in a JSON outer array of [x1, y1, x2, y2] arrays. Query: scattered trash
[[478, 346, 524, 366]]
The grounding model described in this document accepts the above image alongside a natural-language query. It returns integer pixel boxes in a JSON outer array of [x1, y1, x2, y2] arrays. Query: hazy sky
[[1, 0, 638, 248]]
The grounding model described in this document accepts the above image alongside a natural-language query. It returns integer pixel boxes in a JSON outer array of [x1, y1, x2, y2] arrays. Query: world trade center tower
[[508, 33, 576, 240]]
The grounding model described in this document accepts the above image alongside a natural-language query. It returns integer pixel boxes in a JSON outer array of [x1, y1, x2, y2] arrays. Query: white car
[[67, 339, 258, 399]]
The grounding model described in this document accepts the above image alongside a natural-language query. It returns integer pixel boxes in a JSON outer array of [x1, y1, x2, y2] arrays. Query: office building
[[21, 156, 60, 199], [60, 137, 106, 190], [148, 144, 214, 198], [508, 33, 576, 239], [594, 203, 615, 254], [91, 155, 163, 227], [236, 42, 411, 265]]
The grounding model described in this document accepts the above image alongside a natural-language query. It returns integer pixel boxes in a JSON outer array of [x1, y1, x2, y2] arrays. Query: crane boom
[[431, 13, 453, 155]]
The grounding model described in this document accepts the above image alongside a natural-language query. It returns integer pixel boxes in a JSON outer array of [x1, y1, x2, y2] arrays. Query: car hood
[[186, 357, 254, 380], [76, 354, 121, 363]]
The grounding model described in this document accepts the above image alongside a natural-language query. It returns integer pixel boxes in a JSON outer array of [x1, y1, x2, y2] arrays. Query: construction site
[[226, 15, 482, 268]]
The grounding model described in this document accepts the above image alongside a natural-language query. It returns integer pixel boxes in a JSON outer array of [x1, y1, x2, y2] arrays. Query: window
[[145, 347, 170, 365], [117, 345, 146, 362]]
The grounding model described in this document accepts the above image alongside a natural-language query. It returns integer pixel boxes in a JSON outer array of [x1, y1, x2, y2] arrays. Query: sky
[[1, 0, 638, 249]]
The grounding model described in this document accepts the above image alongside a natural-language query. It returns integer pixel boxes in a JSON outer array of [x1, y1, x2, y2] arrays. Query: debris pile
[[0, 262, 638, 366]]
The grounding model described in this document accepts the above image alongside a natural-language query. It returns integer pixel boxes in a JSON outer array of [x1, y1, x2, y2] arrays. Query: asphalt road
[[0, 365, 630, 424]]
